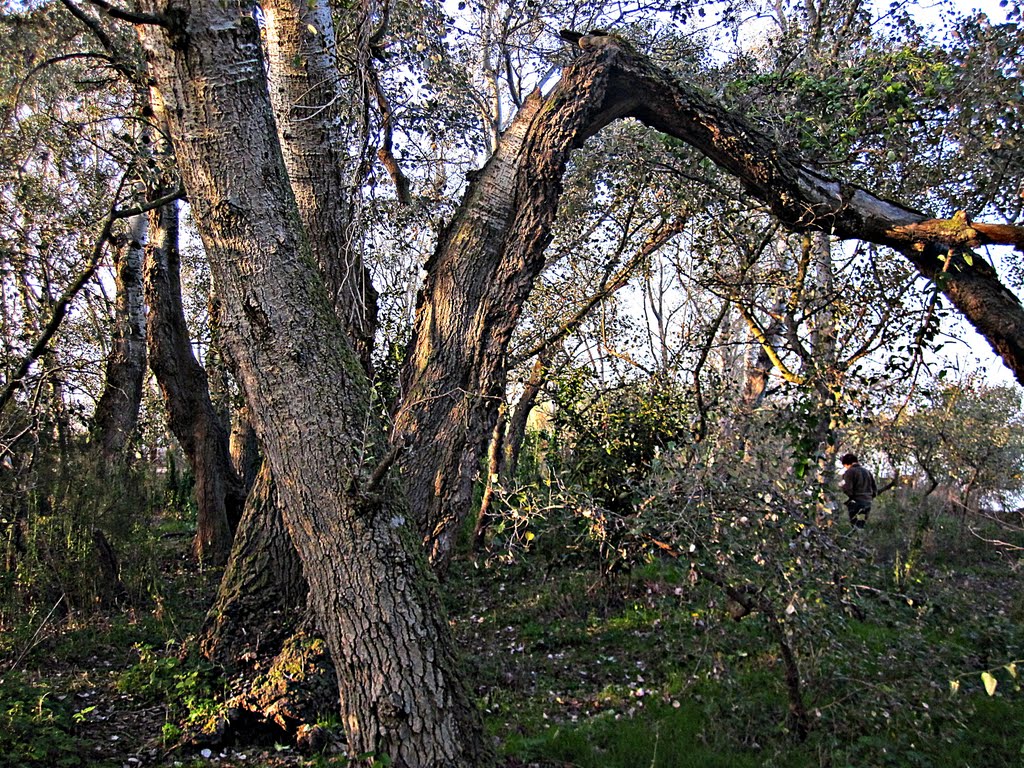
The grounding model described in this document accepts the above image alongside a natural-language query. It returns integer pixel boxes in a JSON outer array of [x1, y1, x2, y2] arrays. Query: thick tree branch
[[84, 0, 170, 27], [563, 38, 1024, 383]]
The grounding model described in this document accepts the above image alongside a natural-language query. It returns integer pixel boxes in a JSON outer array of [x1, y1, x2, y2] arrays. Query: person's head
[[840, 452, 858, 467]]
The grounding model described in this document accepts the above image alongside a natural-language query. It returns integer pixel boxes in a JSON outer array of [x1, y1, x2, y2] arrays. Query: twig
[[364, 434, 411, 494], [9, 594, 66, 673]]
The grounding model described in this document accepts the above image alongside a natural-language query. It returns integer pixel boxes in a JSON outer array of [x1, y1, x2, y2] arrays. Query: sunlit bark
[[137, 3, 488, 763], [262, 0, 378, 368], [92, 214, 147, 460]]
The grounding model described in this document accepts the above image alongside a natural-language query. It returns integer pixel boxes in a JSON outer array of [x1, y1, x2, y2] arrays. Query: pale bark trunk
[[472, 404, 506, 553], [144, 199, 245, 565], [92, 214, 147, 460], [807, 233, 841, 488], [138, 5, 488, 764], [262, 0, 377, 369]]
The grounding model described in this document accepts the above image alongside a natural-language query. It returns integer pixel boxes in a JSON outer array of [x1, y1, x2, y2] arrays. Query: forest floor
[[3, 507, 1024, 767]]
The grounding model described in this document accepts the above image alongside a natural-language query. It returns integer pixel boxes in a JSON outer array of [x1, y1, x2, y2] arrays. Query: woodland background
[[2, 0, 1024, 765]]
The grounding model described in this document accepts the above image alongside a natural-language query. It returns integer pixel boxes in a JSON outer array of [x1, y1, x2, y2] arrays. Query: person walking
[[840, 453, 877, 529]]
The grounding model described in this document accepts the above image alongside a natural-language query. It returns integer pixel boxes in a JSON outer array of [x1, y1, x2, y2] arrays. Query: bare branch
[[83, 0, 171, 27], [0, 181, 182, 415]]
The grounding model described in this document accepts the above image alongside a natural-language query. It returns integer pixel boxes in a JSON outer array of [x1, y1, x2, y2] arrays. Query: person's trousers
[[846, 499, 871, 529]]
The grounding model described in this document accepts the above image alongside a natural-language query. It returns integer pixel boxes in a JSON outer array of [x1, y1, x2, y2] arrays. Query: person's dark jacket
[[841, 464, 877, 503]]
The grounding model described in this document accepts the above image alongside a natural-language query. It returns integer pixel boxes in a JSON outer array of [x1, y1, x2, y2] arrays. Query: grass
[[445, 502, 1024, 768], [2, 500, 1023, 767]]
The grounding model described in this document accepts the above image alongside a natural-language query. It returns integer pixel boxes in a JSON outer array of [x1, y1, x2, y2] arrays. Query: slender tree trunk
[[138, 5, 489, 763], [144, 199, 245, 565], [472, 405, 506, 553], [472, 352, 553, 551], [262, 0, 378, 368], [806, 233, 841, 489], [503, 352, 552, 483], [92, 214, 147, 460]]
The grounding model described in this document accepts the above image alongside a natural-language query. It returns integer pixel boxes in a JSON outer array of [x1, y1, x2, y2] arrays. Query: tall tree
[[144, 197, 246, 564], [136, 2, 489, 762]]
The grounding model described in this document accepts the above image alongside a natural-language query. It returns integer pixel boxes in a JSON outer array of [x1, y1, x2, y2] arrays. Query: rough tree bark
[[393, 76, 632, 569], [199, 0, 382, 667], [144, 199, 246, 565], [229, 404, 261, 495], [200, 462, 305, 664], [262, 0, 378, 368], [137, 3, 489, 764], [91, 214, 147, 460]]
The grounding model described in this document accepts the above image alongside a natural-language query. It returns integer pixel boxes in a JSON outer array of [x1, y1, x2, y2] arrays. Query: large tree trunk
[[144, 199, 246, 565], [137, 5, 488, 764], [92, 214, 147, 461], [393, 77, 630, 569], [199, 0, 380, 666]]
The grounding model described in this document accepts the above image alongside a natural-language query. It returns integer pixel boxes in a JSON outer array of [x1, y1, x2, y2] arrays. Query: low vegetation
[[2, 472, 1022, 767]]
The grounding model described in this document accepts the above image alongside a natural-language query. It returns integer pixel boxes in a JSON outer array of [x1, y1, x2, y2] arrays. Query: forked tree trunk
[[92, 214, 147, 461], [199, 0, 380, 665], [144, 199, 246, 565], [138, 5, 489, 764]]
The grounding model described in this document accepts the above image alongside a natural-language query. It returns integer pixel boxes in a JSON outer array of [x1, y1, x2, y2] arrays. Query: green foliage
[[552, 371, 692, 512], [0, 671, 85, 768], [516, 701, 760, 767], [115, 642, 224, 730], [456, 490, 1024, 767], [859, 375, 1024, 516], [0, 438, 173, 623]]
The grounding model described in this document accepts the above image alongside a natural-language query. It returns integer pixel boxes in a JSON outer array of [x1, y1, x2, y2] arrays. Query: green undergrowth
[[0, 524, 219, 768], [2, 499, 1023, 768], [447, 509, 1024, 768], [0, 671, 85, 768]]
